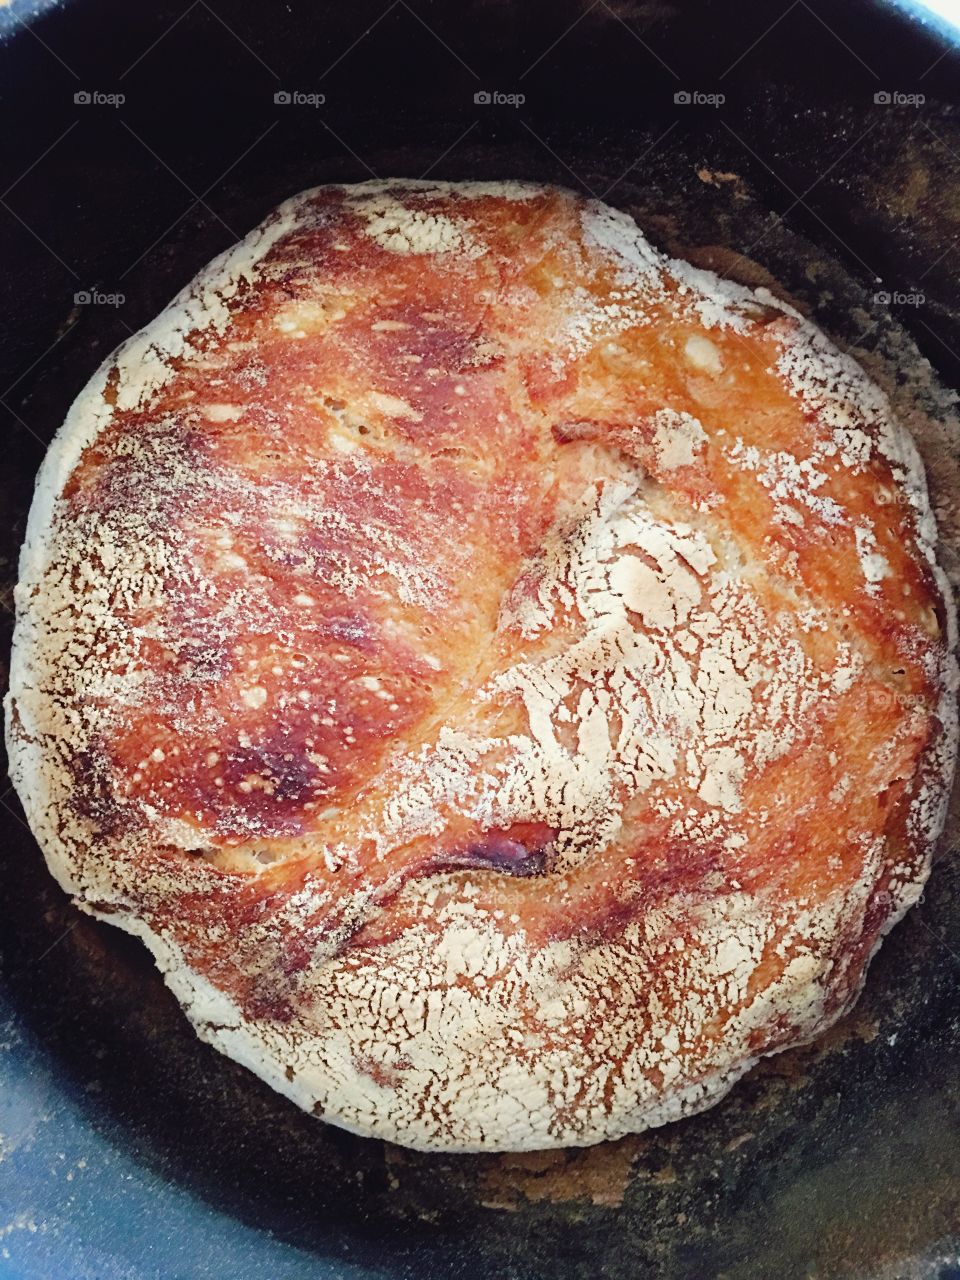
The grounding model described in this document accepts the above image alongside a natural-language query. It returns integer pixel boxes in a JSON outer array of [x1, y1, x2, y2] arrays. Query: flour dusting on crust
[[6, 180, 957, 1152]]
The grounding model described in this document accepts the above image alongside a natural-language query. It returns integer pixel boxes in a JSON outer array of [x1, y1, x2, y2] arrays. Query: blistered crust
[[6, 180, 957, 1151]]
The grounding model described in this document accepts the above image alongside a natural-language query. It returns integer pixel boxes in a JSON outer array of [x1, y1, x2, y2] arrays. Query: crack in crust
[[5, 180, 958, 1152]]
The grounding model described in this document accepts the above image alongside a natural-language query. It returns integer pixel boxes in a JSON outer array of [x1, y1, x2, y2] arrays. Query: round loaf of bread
[[6, 180, 957, 1151]]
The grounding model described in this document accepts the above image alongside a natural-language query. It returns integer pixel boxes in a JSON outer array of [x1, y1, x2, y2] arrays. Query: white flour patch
[[652, 408, 708, 470]]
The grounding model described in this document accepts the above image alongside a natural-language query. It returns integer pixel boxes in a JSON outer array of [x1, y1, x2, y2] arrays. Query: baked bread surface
[[7, 180, 957, 1151]]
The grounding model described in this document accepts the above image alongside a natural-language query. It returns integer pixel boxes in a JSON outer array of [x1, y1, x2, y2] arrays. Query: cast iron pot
[[1, 2, 959, 1276]]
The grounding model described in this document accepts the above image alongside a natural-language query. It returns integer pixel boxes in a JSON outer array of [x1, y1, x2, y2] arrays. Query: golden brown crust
[[6, 180, 957, 1151]]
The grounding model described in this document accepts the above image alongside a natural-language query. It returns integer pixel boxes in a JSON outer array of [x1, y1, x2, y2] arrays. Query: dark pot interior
[[1, 2, 959, 1276]]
